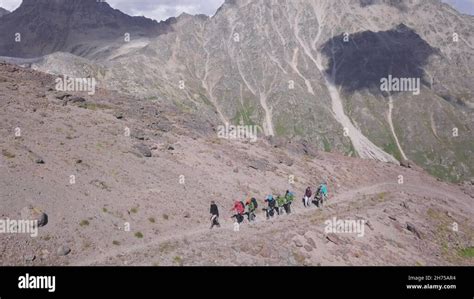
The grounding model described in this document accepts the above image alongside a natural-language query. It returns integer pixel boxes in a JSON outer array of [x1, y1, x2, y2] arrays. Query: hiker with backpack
[[263, 195, 277, 219], [319, 182, 328, 202], [284, 190, 294, 214], [276, 194, 286, 215], [245, 198, 258, 222], [209, 201, 220, 229], [313, 186, 322, 207], [321, 182, 328, 198], [314, 182, 328, 208], [230, 200, 245, 224], [303, 186, 312, 207]]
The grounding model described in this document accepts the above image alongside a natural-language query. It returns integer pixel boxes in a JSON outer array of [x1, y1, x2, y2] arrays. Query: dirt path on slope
[[73, 181, 461, 266]]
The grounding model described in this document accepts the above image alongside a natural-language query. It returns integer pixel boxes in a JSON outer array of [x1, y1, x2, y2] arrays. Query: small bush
[[79, 220, 90, 227], [292, 251, 306, 265], [173, 256, 183, 265], [458, 247, 474, 258], [2, 149, 15, 159]]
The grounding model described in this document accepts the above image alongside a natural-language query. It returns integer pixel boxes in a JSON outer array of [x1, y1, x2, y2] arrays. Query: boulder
[[277, 154, 294, 167], [35, 157, 45, 164], [24, 254, 36, 262], [293, 238, 304, 247], [326, 233, 345, 245], [307, 239, 317, 249], [133, 143, 152, 158], [147, 120, 173, 132], [68, 96, 86, 104], [400, 160, 412, 168], [130, 130, 147, 141], [20, 206, 48, 227], [406, 222, 422, 239], [55, 93, 71, 101], [365, 220, 374, 231], [248, 158, 276, 172], [24, 147, 45, 164], [57, 245, 71, 256]]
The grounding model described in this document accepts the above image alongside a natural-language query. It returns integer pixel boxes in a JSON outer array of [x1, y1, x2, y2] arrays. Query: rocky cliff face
[[0, 0, 171, 58], [96, 0, 473, 181], [4, 0, 474, 182], [0, 7, 9, 17]]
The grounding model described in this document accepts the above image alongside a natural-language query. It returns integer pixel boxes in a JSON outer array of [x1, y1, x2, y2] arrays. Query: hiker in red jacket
[[230, 201, 245, 224]]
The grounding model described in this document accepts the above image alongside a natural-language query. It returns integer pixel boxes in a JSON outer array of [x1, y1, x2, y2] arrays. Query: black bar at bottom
[[0, 266, 471, 298]]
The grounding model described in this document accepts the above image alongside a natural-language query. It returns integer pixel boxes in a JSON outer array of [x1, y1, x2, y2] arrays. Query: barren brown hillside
[[0, 63, 473, 266]]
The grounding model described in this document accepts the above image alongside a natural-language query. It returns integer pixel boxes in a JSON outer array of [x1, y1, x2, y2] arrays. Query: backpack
[[239, 201, 245, 212], [315, 187, 322, 198], [277, 196, 285, 206], [251, 198, 258, 209], [321, 184, 328, 195], [268, 199, 276, 208]]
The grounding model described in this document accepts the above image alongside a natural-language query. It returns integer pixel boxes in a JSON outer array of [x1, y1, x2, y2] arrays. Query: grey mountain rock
[[4, 0, 474, 182], [0, 0, 172, 58], [0, 7, 9, 17]]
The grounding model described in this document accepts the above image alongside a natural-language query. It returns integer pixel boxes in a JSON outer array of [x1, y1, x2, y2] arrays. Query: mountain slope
[[96, 0, 473, 181], [0, 63, 473, 266], [5, 0, 474, 182], [0, 0, 172, 58]]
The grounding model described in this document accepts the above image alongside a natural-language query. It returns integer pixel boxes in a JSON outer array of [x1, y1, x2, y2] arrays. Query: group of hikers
[[209, 182, 329, 229]]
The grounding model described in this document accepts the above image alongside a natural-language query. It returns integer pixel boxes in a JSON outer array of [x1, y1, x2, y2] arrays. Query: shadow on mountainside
[[321, 24, 439, 95]]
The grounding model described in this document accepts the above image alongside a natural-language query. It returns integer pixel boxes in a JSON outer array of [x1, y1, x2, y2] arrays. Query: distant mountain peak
[[18, 0, 109, 10], [21, 0, 100, 5], [0, 0, 171, 58]]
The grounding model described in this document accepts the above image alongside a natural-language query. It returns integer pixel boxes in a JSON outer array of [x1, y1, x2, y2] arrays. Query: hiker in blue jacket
[[320, 182, 328, 200]]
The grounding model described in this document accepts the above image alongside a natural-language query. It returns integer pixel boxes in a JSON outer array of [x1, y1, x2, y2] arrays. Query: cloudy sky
[[0, 0, 473, 20], [0, 0, 224, 20]]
